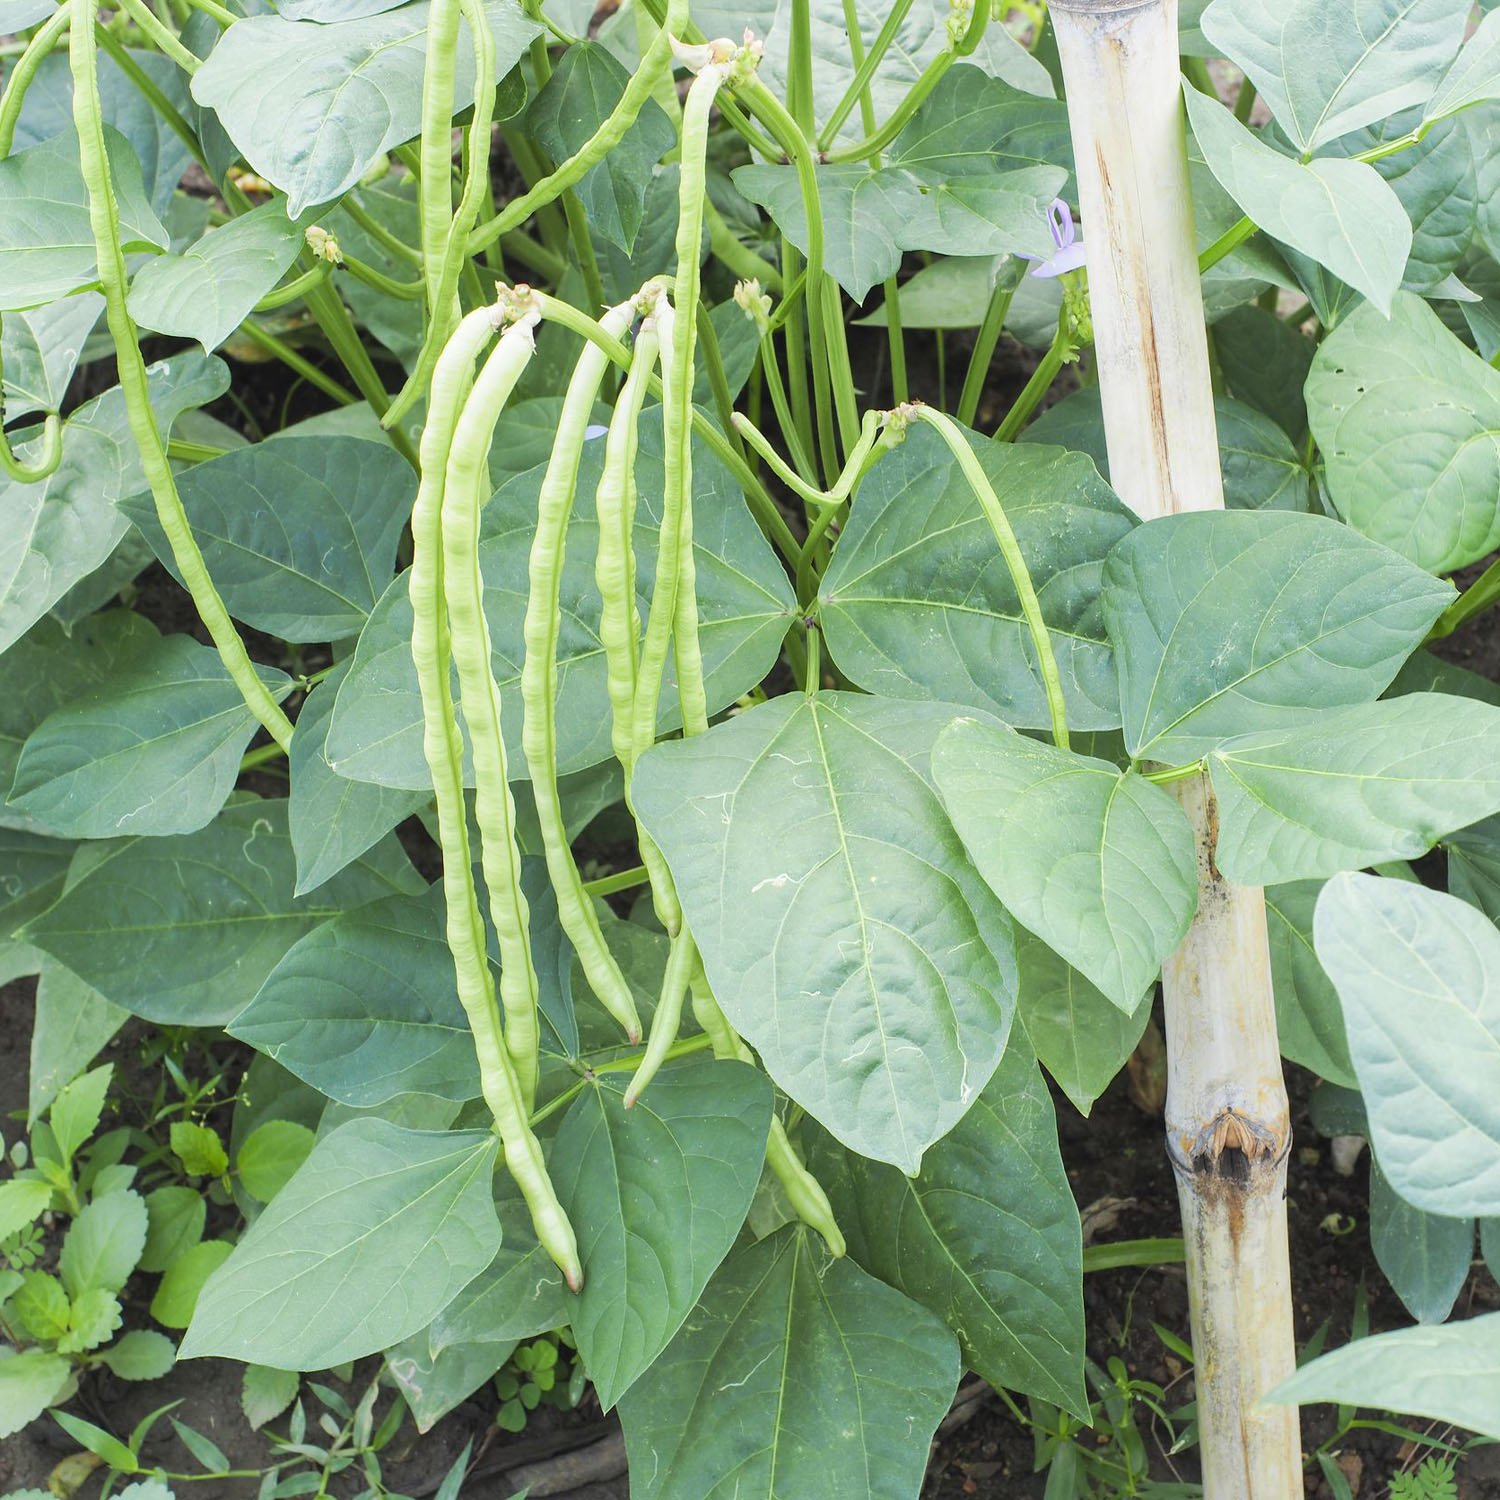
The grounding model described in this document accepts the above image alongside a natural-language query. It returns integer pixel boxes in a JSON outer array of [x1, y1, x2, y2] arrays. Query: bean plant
[[3, 0, 1500, 1492]]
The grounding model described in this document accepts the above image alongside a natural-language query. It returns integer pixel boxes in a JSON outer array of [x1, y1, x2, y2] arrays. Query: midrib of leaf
[[1138, 544, 1397, 754], [1302, 0, 1427, 148]]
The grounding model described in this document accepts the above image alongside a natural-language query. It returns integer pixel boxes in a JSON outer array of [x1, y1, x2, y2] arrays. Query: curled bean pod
[[442, 312, 544, 1108], [0, 324, 63, 483], [68, 0, 294, 752], [908, 405, 1070, 750], [411, 304, 581, 1290], [521, 298, 643, 1043], [688, 960, 845, 1257]]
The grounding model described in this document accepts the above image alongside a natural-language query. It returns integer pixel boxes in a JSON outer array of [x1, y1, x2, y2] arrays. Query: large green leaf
[[1024, 386, 1312, 512], [1425, 8, 1500, 124], [632, 694, 1018, 1175], [288, 664, 429, 896], [121, 435, 413, 642], [1, 293, 103, 422], [127, 199, 305, 353], [1269, 1313, 1500, 1440], [0, 612, 160, 830], [932, 718, 1196, 1011], [808, 1030, 1086, 1415], [1100, 510, 1453, 762], [0, 353, 229, 655], [21, 800, 421, 1026], [1447, 813, 1500, 922], [1199, 0, 1468, 152], [734, 68, 1066, 303], [1307, 292, 1500, 573], [821, 425, 1134, 730], [1209, 694, 1500, 884], [733, 162, 922, 304], [326, 412, 795, 789], [1265, 881, 1356, 1088], [698, 0, 1053, 150], [617, 1225, 960, 1500], [230, 884, 480, 1107], [1314, 874, 1500, 1217], [1369, 1154, 1473, 1325], [428, 1180, 569, 1354], [0, 126, 167, 310], [1212, 303, 1315, 440], [551, 1060, 772, 1410], [11, 47, 194, 214], [1014, 931, 1151, 1116], [179, 1120, 499, 1369], [1183, 84, 1410, 314], [190, 1, 542, 216], [525, 42, 674, 255], [385, 1327, 514, 1434], [6, 633, 292, 839]]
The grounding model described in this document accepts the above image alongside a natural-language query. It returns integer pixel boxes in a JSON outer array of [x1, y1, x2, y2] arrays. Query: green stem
[[532, 294, 803, 568], [756, 325, 817, 481], [581, 864, 649, 899], [819, 0, 917, 149], [825, 0, 989, 164], [115, 0, 199, 71], [239, 742, 287, 772], [69, 0, 294, 752], [234, 319, 359, 408], [301, 278, 419, 467], [957, 275, 1018, 428], [994, 316, 1071, 442], [912, 405, 1070, 749], [94, 23, 206, 169], [1141, 759, 1207, 785], [0, 6, 71, 158], [466, 0, 687, 258], [340, 252, 425, 301], [705, 198, 781, 290], [252, 264, 332, 312], [1198, 214, 1256, 274], [167, 437, 227, 463], [1428, 553, 1500, 640], [342, 194, 424, 266], [1233, 76, 1257, 124]]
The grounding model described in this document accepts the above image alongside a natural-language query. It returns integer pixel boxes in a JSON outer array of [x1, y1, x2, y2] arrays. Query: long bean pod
[[0, 6, 70, 158], [441, 310, 544, 1108], [522, 298, 643, 1042], [626, 67, 726, 1099], [410, 304, 581, 1288], [385, 0, 497, 427], [0, 325, 63, 483], [688, 962, 845, 1257], [68, 0, 294, 751], [910, 404, 1070, 749], [590, 304, 680, 933], [464, 0, 688, 259]]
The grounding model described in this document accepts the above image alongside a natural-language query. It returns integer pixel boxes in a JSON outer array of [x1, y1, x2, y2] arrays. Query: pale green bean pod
[[591, 301, 682, 935], [410, 304, 581, 1290], [688, 962, 845, 1257], [521, 298, 644, 1042], [68, 0, 294, 752], [441, 310, 544, 1109]]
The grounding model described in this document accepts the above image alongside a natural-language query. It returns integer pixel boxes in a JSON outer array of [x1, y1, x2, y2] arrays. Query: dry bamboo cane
[[1047, 2, 1303, 1493]]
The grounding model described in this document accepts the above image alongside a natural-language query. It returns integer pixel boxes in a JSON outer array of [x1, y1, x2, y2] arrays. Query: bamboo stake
[[1047, 3, 1303, 1493]]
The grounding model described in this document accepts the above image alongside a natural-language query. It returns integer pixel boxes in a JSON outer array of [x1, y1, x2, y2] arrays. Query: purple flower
[[1024, 199, 1086, 279], [584, 423, 609, 441]]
